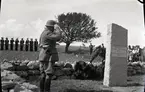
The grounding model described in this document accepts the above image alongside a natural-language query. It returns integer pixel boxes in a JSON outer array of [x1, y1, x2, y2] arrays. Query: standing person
[[20, 38, 24, 51], [101, 43, 106, 60], [30, 38, 33, 51], [38, 20, 62, 92], [89, 43, 94, 55], [89, 45, 102, 63], [10, 38, 14, 50], [34, 39, 38, 51], [15, 38, 19, 51], [25, 38, 29, 51], [0, 37, 4, 50], [5, 37, 9, 50]]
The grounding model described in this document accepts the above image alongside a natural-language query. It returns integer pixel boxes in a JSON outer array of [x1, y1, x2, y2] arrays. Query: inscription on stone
[[112, 46, 127, 57]]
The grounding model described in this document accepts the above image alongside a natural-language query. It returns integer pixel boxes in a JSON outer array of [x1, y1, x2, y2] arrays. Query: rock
[[1, 70, 25, 82], [22, 83, 39, 92], [64, 63, 73, 69], [20, 62, 27, 66], [54, 61, 65, 68], [62, 68, 74, 76], [27, 61, 39, 69], [74, 61, 87, 71], [1, 70, 12, 77], [14, 84, 32, 92], [14, 83, 38, 92], [14, 71, 29, 79], [54, 67, 64, 76], [2, 81, 17, 91], [1, 62, 13, 70], [28, 70, 40, 76], [15, 65, 29, 71], [27, 61, 35, 67]]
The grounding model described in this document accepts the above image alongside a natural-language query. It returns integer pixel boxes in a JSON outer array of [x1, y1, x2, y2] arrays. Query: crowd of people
[[89, 43, 144, 62], [0, 37, 38, 51], [128, 45, 143, 62]]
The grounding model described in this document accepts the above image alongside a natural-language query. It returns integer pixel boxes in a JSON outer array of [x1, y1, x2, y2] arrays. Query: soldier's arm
[[46, 25, 62, 40]]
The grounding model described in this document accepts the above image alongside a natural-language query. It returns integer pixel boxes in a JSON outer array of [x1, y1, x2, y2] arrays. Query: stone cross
[[103, 23, 128, 86]]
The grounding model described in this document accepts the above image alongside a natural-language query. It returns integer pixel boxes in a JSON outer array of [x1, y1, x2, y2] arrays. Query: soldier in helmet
[[89, 43, 94, 55], [15, 38, 19, 51], [38, 20, 62, 92], [0, 37, 4, 50], [20, 38, 24, 51], [30, 38, 33, 51], [34, 39, 38, 51], [25, 38, 29, 51], [5, 37, 9, 50], [10, 38, 14, 50]]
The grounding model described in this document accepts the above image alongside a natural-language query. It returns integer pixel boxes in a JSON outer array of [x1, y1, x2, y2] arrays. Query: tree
[[56, 12, 101, 53]]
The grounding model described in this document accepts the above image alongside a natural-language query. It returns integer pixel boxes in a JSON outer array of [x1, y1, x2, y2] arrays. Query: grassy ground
[[29, 74, 145, 92], [1, 45, 145, 92], [0, 45, 102, 63]]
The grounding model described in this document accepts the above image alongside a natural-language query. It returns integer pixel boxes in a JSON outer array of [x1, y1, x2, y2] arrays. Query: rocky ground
[[1, 59, 145, 92]]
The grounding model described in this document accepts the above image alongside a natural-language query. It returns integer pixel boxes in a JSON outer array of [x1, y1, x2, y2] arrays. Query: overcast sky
[[0, 0, 144, 47]]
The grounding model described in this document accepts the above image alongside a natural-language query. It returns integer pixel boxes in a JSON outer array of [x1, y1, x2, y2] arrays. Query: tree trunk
[[65, 42, 70, 53]]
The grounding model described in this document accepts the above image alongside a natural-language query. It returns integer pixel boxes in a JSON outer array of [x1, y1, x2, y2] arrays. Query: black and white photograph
[[0, 0, 145, 92]]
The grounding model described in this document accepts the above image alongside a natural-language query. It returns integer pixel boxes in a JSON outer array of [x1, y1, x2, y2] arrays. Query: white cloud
[[0, 19, 46, 40], [0, 0, 144, 47]]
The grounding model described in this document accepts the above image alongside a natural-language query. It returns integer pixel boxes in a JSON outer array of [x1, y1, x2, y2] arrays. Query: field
[[1, 45, 145, 92]]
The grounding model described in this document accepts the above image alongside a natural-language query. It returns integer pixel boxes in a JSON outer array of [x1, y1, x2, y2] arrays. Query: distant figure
[[25, 38, 29, 51], [5, 38, 9, 50], [90, 45, 102, 63], [10, 38, 14, 50], [15, 38, 19, 51], [128, 45, 131, 50], [138, 47, 142, 61], [0, 37, 4, 50], [142, 47, 145, 62], [20, 38, 24, 51], [89, 43, 94, 55], [34, 39, 38, 51], [101, 43, 106, 60], [90, 44, 106, 63], [30, 38, 33, 51]]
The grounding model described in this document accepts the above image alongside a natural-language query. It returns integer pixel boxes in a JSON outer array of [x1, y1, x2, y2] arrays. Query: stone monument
[[103, 23, 128, 86]]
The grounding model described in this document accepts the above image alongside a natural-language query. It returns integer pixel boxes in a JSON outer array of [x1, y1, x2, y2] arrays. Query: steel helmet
[[45, 20, 57, 27]]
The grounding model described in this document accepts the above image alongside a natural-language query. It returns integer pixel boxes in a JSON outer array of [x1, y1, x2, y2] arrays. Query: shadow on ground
[[127, 83, 144, 87]]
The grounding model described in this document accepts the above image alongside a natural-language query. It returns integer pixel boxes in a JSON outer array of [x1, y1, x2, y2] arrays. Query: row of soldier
[[0, 37, 38, 51]]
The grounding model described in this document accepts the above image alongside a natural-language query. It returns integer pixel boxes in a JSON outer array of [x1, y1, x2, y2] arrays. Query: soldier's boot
[[44, 74, 52, 92], [39, 73, 46, 92]]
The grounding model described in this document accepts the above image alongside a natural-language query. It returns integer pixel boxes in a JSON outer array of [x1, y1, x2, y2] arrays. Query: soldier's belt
[[40, 45, 50, 48]]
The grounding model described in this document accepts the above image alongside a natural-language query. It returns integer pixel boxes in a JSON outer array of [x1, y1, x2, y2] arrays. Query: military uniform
[[10, 38, 14, 50], [20, 38, 24, 51], [89, 43, 93, 55], [34, 39, 38, 51], [0, 37, 4, 50], [25, 39, 29, 51], [38, 20, 62, 92], [30, 39, 34, 51], [15, 39, 19, 51], [5, 38, 9, 50], [39, 26, 62, 74]]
